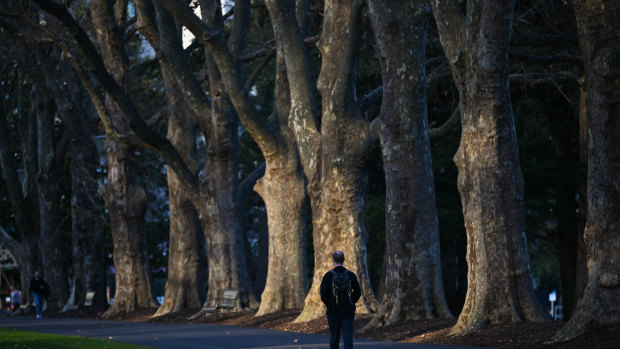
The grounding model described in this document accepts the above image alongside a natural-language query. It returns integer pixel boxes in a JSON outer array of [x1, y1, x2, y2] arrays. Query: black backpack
[[330, 270, 353, 309]]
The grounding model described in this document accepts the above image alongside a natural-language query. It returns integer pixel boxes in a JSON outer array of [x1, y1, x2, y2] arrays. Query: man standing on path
[[29, 270, 48, 319], [320, 251, 361, 349]]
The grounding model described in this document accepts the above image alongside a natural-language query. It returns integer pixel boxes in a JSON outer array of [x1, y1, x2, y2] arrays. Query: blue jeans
[[327, 313, 354, 349], [33, 292, 42, 317]]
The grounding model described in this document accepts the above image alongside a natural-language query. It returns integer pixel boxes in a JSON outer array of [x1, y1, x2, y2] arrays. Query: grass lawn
[[0, 327, 153, 348]]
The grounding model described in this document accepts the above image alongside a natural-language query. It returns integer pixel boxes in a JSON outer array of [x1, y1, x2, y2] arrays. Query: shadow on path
[[0, 315, 473, 348]]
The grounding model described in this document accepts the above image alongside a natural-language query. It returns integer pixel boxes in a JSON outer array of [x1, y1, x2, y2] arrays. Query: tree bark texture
[[198, 0, 258, 310], [430, 0, 547, 334], [155, 65, 207, 316], [573, 84, 588, 313], [254, 22, 307, 315], [41, 59, 105, 310], [91, 0, 157, 318], [134, 0, 207, 316], [294, 0, 376, 322], [32, 75, 69, 309], [553, 0, 620, 341], [364, 0, 452, 328]]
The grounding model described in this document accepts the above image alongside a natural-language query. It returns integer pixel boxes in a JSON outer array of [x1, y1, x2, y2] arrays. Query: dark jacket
[[320, 266, 361, 316], [29, 277, 49, 297]]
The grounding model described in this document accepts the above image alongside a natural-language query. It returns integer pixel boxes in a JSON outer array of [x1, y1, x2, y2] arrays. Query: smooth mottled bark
[[299, 0, 376, 321], [430, 0, 547, 334], [158, 0, 308, 315], [157, 90, 206, 315], [553, 0, 620, 341], [364, 0, 451, 328], [90, 0, 157, 318], [254, 21, 306, 315], [32, 74, 68, 310], [135, 0, 207, 316], [156, 66, 207, 316], [264, 0, 376, 322]]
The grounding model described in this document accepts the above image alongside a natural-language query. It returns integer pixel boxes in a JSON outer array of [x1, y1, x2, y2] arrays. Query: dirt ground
[[54, 307, 619, 348]]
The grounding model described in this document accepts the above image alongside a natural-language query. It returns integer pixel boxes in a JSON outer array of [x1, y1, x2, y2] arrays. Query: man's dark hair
[[332, 251, 345, 264]]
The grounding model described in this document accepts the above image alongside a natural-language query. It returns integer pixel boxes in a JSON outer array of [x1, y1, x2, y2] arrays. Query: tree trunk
[[154, 65, 207, 316], [573, 84, 588, 313], [552, 0, 620, 341], [41, 57, 105, 311], [32, 76, 69, 310], [100, 137, 157, 317], [254, 30, 307, 315], [90, 0, 157, 318], [295, 0, 376, 322], [158, 0, 309, 315], [133, 0, 207, 316], [197, 0, 257, 310], [364, 0, 452, 328], [430, 0, 547, 334]]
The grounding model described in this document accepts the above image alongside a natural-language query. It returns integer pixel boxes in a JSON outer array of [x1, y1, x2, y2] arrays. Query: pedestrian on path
[[29, 270, 49, 319], [320, 250, 361, 349], [10, 287, 21, 312]]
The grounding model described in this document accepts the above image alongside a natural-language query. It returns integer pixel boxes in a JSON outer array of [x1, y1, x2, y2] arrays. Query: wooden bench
[[205, 289, 239, 321]]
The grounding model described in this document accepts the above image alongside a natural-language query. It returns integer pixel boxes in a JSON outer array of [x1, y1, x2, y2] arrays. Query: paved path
[[0, 316, 471, 349]]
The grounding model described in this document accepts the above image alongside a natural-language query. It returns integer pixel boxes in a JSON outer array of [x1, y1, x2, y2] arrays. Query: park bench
[[84, 291, 96, 307], [19, 302, 29, 311], [205, 289, 239, 321]]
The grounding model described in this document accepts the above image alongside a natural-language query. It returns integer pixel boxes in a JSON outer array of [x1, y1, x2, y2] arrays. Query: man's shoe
[[36, 315, 42, 319]]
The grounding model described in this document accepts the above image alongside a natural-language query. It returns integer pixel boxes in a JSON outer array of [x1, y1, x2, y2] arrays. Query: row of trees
[[0, 0, 617, 342]]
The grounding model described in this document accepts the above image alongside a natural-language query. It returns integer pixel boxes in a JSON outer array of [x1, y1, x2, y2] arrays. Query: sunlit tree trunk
[[294, 0, 376, 322], [552, 0, 620, 341], [90, 0, 157, 318], [134, 0, 207, 316], [364, 0, 452, 328], [158, 0, 308, 315], [430, 0, 547, 334], [254, 22, 307, 315]]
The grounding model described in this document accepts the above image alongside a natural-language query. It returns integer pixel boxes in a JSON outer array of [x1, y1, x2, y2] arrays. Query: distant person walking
[[29, 270, 49, 319], [320, 251, 361, 349], [10, 288, 21, 312]]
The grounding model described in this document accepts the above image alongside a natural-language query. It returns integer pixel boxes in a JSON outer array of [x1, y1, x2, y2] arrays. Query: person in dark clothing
[[29, 270, 48, 319], [320, 251, 361, 349]]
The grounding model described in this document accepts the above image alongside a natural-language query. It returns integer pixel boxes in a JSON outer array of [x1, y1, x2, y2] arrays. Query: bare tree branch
[[510, 51, 582, 66]]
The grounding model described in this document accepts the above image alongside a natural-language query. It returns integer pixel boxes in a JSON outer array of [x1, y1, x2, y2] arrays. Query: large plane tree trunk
[[154, 64, 207, 316], [254, 21, 307, 315], [198, 0, 258, 310], [430, 0, 547, 334], [552, 0, 620, 341], [90, 0, 157, 318], [134, 1, 207, 316], [158, 0, 308, 316], [364, 0, 452, 328], [295, 0, 376, 322]]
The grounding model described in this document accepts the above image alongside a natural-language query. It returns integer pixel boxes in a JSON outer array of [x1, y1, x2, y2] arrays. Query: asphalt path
[[0, 315, 473, 349]]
